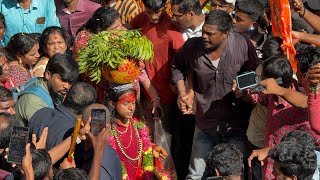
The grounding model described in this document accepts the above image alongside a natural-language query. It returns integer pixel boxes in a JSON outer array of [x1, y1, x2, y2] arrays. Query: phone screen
[[7, 126, 29, 164], [91, 109, 106, 136], [236, 72, 257, 90]]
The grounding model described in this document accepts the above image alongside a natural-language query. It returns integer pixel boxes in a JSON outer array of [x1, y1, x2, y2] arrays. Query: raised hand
[[60, 157, 76, 169], [87, 127, 110, 152], [259, 78, 284, 95], [22, 143, 34, 180], [32, 127, 48, 149], [247, 147, 272, 167], [308, 63, 320, 87], [291, 0, 305, 15]]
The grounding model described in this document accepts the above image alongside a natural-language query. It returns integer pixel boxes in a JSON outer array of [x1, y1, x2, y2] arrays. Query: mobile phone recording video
[[236, 71, 257, 90]]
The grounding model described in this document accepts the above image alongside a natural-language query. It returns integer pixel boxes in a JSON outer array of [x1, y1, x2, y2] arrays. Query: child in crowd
[[107, 83, 168, 180], [33, 26, 68, 77]]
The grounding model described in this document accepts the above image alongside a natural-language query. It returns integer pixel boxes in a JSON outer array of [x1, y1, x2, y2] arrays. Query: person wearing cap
[[210, 0, 235, 15]]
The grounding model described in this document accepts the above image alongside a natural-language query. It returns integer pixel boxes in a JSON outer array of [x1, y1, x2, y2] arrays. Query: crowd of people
[[0, 0, 320, 179]]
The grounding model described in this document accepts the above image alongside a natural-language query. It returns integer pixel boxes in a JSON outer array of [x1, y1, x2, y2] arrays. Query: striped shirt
[[114, 0, 142, 24]]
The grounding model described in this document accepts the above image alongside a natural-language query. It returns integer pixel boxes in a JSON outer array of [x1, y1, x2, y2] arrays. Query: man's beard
[[48, 88, 64, 105], [202, 39, 221, 53], [204, 43, 220, 53]]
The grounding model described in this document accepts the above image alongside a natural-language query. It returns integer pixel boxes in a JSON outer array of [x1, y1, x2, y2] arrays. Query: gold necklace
[[116, 120, 130, 134], [114, 124, 142, 163], [114, 122, 133, 149]]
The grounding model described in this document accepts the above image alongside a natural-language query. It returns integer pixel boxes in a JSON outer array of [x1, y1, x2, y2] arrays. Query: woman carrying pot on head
[[107, 83, 168, 180]]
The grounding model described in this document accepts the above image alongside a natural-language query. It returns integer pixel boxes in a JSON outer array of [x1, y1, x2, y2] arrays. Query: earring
[[248, 25, 255, 31], [18, 58, 22, 65]]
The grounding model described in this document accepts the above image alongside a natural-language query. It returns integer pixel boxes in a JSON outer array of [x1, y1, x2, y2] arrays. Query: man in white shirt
[[171, 0, 206, 41], [170, 1, 206, 178]]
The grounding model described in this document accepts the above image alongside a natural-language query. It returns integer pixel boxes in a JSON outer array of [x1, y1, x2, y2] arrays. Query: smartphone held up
[[236, 71, 258, 91], [236, 71, 283, 94], [91, 109, 106, 136], [7, 126, 29, 164]]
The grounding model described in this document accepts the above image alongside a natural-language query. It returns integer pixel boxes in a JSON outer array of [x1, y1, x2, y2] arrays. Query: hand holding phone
[[236, 71, 257, 90], [7, 126, 29, 164], [91, 109, 106, 136], [251, 78, 283, 94]]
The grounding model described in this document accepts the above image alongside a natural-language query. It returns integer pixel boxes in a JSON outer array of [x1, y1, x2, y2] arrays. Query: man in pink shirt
[[55, 0, 101, 46]]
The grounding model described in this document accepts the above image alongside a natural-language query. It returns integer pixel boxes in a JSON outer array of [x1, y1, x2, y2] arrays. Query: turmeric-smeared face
[[115, 91, 136, 120]]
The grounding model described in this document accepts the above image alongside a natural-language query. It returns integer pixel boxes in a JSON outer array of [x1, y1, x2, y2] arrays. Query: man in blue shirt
[[0, 0, 60, 44]]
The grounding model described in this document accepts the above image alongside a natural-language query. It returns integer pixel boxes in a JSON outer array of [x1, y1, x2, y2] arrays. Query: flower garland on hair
[[109, 119, 154, 180]]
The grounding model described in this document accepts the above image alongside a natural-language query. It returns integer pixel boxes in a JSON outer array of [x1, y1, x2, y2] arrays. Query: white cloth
[[182, 21, 204, 41], [211, 58, 220, 68]]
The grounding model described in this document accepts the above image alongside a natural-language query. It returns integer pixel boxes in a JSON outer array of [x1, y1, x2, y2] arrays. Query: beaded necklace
[[114, 121, 133, 149], [109, 119, 154, 180], [113, 122, 142, 165]]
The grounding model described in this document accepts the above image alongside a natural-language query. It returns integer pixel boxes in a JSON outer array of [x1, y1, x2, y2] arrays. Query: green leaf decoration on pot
[[77, 29, 154, 84]]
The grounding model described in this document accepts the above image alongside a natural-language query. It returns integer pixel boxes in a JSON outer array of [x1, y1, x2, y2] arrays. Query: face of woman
[[115, 91, 136, 121], [45, 31, 67, 57], [0, 56, 9, 80], [22, 43, 40, 65], [107, 18, 123, 31]]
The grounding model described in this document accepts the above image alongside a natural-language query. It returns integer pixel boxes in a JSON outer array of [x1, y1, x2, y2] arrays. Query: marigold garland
[[121, 162, 129, 180], [109, 120, 154, 180]]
